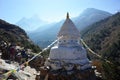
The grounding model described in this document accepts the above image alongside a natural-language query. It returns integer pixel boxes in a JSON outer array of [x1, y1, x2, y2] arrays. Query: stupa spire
[[58, 12, 80, 38], [66, 12, 69, 19]]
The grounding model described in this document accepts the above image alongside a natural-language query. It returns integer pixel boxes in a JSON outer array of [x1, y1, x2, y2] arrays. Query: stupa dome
[[57, 13, 80, 38]]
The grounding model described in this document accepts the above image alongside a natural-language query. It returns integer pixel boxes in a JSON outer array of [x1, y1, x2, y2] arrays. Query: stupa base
[[38, 66, 98, 80]]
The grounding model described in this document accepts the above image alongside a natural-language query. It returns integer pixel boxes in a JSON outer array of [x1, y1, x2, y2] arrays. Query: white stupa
[[45, 13, 91, 71]]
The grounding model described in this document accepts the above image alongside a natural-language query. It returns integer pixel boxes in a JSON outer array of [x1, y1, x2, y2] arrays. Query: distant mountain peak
[[84, 8, 102, 11], [30, 15, 42, 21], [16, 15, 47, 31], [84, 8, 99, 11], [80, 8, 111, 16], [73, 8, 112, 30]]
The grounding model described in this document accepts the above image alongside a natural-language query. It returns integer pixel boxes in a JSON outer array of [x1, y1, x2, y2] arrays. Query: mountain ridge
[[28, 8, 112, 48], [74, 8, 112, 30]]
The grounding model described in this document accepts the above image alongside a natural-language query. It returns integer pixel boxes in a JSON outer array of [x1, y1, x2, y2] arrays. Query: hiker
[[0, 50, 2, 59], [9, 44, 16, 61], [21, 49, 28, 63]]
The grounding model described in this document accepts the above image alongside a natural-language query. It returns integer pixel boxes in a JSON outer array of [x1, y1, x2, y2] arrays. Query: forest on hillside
[[81, 12, 120, 80]]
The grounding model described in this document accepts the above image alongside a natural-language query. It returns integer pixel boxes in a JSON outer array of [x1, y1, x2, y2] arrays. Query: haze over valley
[[16, 8, 112, 48]]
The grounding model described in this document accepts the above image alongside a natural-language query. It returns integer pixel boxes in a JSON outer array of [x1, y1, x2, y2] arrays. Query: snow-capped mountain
[[16, 15, 47, 31]]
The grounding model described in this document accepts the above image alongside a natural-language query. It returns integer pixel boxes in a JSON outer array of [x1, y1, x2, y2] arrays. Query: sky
[[0, 0, 120, 24]]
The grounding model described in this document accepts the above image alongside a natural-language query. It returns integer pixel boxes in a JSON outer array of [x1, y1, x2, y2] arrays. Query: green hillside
[[82, 12, 120, 80], [0, 19, 41, 53]]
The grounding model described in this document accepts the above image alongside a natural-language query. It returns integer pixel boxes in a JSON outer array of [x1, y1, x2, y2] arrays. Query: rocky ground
[[0, 59, 38, 80]]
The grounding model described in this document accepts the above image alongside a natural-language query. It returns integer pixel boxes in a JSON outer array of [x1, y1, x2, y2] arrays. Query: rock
[[0, 59, 37, 80]]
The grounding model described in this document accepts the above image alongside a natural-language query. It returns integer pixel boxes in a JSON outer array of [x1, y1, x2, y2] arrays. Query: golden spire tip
[[67, 12, 69, 19]]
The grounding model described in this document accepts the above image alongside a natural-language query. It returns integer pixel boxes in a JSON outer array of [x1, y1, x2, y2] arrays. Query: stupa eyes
[[71, 40, 73, 42], [63, 40, 66, 42]]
